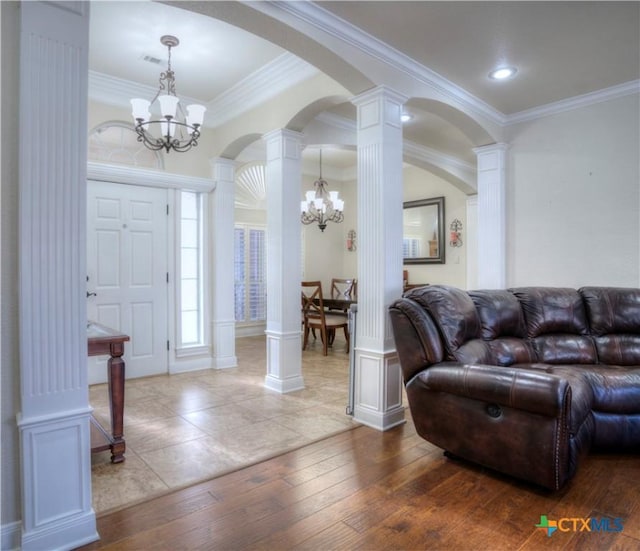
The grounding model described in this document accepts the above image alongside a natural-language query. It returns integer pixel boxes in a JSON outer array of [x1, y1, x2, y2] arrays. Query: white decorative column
[[474, 143, 509, 289], [263, 130, 305, 393], [466, 195, 479, 290], [210, 158, 238, 369], [18, 2, 98, 549], [351, 86, 407, 431]]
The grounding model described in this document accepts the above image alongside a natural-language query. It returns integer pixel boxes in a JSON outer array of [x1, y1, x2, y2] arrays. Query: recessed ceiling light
[[488, 66, 517, 80], [401, 113, 413, 123]]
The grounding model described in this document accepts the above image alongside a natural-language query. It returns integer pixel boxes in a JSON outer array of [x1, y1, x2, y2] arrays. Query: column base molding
[[18, 409, 97, 551], [21, 510, 99, 551], [264, 374, 305, 394], [264, 329, 304, 393], [1, 521, 21, 551], [352, 347, 405, 431], [353, 404, 406, 432]]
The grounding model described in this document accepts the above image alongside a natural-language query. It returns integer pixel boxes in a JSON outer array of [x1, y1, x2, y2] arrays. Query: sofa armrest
[[390, 298, 444, 382], [421, 363, 571, 418]]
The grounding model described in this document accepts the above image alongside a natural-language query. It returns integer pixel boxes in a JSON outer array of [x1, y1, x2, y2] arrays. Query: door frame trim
[[87, 163, 216, 376], [87, 162, 216, 193]]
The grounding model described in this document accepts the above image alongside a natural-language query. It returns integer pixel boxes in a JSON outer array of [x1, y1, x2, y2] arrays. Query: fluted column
[[18, 2, 98, 549], [474, 143, 509, 289], [210, 158, 238, 368], [263, 129, 305, 393], [351, 86, 407, 430]]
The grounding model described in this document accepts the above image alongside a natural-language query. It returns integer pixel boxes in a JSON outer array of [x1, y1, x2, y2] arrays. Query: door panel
[[87, 181, 168, 384]]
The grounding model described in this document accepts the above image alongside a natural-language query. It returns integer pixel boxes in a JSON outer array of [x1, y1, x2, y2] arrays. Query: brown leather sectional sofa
[[389, 285, 640, 490]]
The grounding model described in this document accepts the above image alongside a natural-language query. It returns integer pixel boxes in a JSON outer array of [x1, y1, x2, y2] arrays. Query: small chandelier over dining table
[[300, 150, 345, 232], [130, 35, 206, 154]]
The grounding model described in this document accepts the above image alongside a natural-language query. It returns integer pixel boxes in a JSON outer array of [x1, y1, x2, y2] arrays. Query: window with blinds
[[234, 225, 267, 323], [403, 237, 420, 258], [180, 191, 204, 346]]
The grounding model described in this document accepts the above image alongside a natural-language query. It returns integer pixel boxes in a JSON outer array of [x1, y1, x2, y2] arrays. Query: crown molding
[[263, 0, 507, 126], [88, 71, 202, 113], [315, 111, 356, 132], [256, 2, 638, 128], [314, 112, 475, 178], [206, 52, 319, 126], [404, 141, 476, 174], [89, 52, 319, 128], [505, 79, 640, 125]]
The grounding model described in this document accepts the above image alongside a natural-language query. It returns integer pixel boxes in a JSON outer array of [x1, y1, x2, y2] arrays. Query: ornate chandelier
[[130, 36, 206, 153], [300, 150, 345, 232]]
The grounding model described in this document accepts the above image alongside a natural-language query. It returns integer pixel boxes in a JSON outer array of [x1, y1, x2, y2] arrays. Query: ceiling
[[89, 1, 639, 168], [89, 1, 286, 102], [320, 1, 640, 115]]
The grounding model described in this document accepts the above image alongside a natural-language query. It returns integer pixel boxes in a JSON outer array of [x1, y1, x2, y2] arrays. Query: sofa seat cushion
[[579, 365, 640, 414], [514, 362, 640, 416]]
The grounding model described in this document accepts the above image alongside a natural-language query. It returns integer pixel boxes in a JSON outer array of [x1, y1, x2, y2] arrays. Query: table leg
[[107, 342, 126, 463]]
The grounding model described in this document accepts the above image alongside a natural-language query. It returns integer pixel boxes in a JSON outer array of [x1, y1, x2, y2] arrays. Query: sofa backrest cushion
[[510, 287, 597, 364], [405, 285, 480, 360], [469, 289, 527, 338], [580, 286, 640, 365], [468, 290, 535, 366]]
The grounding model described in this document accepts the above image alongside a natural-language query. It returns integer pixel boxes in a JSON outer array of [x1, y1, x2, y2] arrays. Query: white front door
[[87, 180, 169, 384]]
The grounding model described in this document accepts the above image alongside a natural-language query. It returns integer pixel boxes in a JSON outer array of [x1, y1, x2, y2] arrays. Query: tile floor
[[90, 334, 359, 514]]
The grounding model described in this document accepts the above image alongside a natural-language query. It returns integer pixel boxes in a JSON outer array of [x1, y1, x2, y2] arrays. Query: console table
[[88, 321, 129, 463]]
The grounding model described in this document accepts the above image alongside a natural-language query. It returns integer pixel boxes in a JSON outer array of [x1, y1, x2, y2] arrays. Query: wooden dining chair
[[330, 278, 357, 301], [301, 281, 350, 355]]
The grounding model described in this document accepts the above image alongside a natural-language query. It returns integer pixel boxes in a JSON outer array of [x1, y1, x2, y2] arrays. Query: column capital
[[262, 128, 305, 144], [263, 129, 305, 162], [209, 157, 237, 186], [350, 85, 409, 107], [473, 142, 510, 156], [351, 86, 409, 133]]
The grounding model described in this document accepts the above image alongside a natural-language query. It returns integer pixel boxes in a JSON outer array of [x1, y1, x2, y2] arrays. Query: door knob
[[87, 291, 97, 298]]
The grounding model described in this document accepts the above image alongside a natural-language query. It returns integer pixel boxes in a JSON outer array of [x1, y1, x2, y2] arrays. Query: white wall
[[506, 93, 640, 287], [402, 165, 469, 288]]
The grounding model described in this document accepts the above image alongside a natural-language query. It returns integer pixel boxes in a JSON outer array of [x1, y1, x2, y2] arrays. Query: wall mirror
[[403, 196, 445, 264]]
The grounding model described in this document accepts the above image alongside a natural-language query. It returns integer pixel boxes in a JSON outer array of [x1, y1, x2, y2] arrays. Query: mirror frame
[[403, 196, 446, 264]]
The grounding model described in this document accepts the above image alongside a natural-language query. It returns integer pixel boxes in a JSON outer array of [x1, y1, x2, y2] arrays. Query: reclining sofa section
[[389, 285, 640, 490]]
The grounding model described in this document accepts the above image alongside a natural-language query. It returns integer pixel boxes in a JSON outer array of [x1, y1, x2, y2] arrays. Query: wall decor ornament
[[450, 219, 463, 247], [347, 229, 357, 251]]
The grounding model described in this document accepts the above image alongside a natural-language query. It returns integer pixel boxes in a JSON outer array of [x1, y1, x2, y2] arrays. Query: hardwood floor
[[79, 415, 640, 550]]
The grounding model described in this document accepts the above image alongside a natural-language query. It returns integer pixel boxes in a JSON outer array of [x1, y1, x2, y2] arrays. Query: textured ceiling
[[319, 1, 640, 114]]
